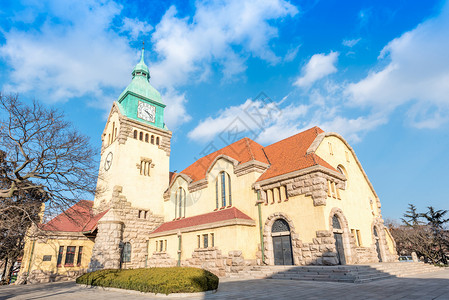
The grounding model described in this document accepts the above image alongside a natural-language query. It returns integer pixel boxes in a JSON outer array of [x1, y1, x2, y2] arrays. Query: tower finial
[[140, 42, 145, 63]]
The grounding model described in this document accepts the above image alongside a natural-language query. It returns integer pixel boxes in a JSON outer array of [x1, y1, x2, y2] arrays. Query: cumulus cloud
[[149, 0, 298, 88], [0, 0, 299, 130], [345, 2, 449, 127], [121, 17, 153, 40], [0, 0, 134, 103], [293, 51, 339, 88]]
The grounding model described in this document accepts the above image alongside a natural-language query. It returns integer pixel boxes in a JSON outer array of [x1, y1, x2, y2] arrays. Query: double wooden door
[[273, 235, 293, 265]]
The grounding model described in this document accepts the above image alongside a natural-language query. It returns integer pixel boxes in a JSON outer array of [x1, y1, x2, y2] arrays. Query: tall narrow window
[[151, 135, 154, 144], [203, 234, 209, 248], [221, 171, 226, 207], [215, 179, 219, 209], [57, 246, 64, 267], [114, 128, 117, 140], [133, 130, 137, 139], [139, 132, 143, 141], [122, 242, 131, 263], [175, 187, 186, 218], [112, 122, 115, 140], [156, 137, 160, 145], [197, 235, 201, 248], [145, 133, 149, 142], [227, 173, 232, 206], [216, 171, 232, 208], [210, 233, 214, 247], [77, 246, 83, 266], [65, 246, 75, 265]]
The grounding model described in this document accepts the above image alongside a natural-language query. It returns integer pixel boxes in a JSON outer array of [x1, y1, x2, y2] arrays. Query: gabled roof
[[179, 138, 269, 183], [150, 207, 253, 235], [256, 126, 337, 182], [176, 126, 337, 185], [40, 200, 108, 233]]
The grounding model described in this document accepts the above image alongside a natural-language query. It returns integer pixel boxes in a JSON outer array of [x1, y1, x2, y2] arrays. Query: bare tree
[[0, 93, 99, 283], [0, 93, 98, 212]]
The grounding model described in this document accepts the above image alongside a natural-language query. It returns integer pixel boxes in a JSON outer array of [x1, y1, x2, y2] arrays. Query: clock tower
[[93, 47, 171, 215]]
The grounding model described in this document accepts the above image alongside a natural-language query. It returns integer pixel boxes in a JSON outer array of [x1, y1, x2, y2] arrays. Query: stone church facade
[[19, 49, 397, 282]]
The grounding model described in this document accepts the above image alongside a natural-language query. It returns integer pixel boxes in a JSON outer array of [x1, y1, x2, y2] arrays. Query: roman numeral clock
[[137, 101, 156, 123]]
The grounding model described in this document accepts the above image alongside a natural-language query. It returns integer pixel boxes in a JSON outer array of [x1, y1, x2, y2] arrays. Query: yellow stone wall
[[315, 135, 380, 247], [148, 225, 258, 261], [94, 109, 169, 214], [164, 158, 262, 220], [20, 235, 94, 275], [260, 194, 326, 243]]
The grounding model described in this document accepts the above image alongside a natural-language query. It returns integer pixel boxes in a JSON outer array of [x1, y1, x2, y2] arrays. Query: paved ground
[[1, 268, 448, 300]]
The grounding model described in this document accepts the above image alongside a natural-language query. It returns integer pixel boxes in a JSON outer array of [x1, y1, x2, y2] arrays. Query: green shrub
[[76, 267, 219, 295]]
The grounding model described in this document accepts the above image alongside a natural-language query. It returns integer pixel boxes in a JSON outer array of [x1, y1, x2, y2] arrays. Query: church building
[[19, 49, 397, 282]]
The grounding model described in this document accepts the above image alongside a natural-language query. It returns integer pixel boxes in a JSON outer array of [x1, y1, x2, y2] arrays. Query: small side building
[[18, 200, 107, 283]]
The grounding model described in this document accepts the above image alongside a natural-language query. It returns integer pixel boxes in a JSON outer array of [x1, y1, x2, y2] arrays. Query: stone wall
[[147, 248, 256, 278], [147, 252, 177, 268], [25, 269, 86, 284], [89, 185, 164, 271], [260, 170, 345, 207]]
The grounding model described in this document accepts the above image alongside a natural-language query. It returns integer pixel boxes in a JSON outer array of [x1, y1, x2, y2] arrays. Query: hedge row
[[76, 267, 219, 295]]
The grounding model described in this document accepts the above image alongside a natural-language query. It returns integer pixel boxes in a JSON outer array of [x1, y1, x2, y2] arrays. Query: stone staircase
[[227, 262, 440, 283]]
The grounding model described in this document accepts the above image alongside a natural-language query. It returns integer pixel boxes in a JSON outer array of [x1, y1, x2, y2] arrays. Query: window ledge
[[64, 264, 74, 267]]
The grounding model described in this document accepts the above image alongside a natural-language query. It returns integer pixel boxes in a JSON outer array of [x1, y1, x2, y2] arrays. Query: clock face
[[137, 101, 156, 123], [104, 152, 113, 171]]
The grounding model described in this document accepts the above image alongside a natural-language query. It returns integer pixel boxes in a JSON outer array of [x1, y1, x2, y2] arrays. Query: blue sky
[[1, 0, 448, 220]]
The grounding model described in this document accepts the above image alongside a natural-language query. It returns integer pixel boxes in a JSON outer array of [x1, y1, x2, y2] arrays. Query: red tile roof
[[256, 126, 336, 182], [151, 207, 253, 234], [179, 126, 336, 184], [40, 200, 108, 232], [180, 137, 268, 183]]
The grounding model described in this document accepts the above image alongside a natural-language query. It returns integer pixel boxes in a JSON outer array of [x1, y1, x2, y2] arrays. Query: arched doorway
[[332, 215, 346, 265], [373, 226, 382, 262], [271, 219, 293, 265]]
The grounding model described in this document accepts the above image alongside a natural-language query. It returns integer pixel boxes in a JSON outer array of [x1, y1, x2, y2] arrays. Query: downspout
[[255, 185, 265, 264], [26, 240, 36, 278], [177, 231, 182, 267]]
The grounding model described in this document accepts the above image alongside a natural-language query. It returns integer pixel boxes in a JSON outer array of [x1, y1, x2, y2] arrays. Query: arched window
[[332, 215, 342, 229], [337, 165, 347, 189], [133, 130, 137, 139], [272, 219, 290, 233], [139, 132, 143, 141], [151, 135, 154, 144], [145, 133, 149, 142], [122, 242, 131, 263], [175, 187, 186, 218], [156, 137, 160, 145], [215, 171, 232, 208]]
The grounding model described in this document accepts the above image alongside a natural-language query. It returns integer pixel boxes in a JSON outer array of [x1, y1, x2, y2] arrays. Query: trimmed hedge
[[76, 267, 219, 295]]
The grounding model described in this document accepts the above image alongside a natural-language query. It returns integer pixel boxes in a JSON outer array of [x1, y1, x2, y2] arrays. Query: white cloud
[[293, 51, 339, 88], [0, 0, 134, 103], [162, 88, 192, 129], [121, 17, 153, 40], [342, 38, 361, 47], [346, 2, 449, 127], [149, 0, 298, 89], [0, 0, 299, 130]]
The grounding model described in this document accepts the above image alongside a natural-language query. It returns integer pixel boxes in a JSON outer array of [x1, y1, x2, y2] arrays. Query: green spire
[[132, 43, 150, 80]]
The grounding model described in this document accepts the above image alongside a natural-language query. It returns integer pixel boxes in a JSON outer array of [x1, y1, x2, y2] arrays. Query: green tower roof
[[118, 47, 163, 104]]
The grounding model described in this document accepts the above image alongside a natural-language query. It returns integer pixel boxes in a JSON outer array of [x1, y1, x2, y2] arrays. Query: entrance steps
[[227, 262, 440, 283]]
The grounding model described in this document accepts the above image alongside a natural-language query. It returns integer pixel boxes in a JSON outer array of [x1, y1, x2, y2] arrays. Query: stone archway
[[370, 220, 393, 262], [271, 219, 293, 265], [263, 213, 301, 266], [328, 208, 356, 265]]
